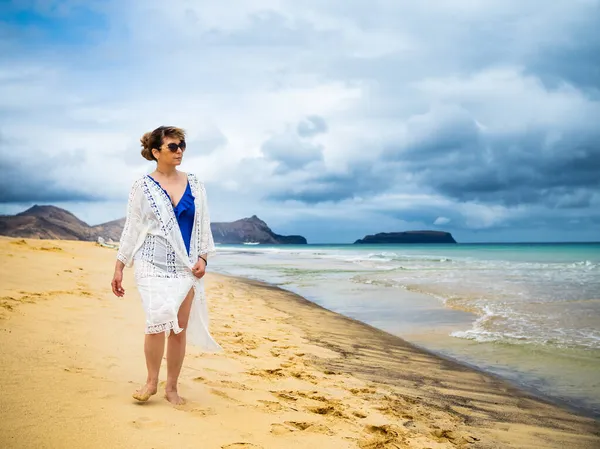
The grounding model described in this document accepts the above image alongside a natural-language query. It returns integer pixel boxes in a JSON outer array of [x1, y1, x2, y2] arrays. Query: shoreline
[[225, 274, 600, 419], [212, 247, 600, 420], [1, 236, 599, 449]]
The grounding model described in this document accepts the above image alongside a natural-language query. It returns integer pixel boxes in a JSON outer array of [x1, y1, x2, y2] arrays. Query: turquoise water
[[210, 242, 600, 417]]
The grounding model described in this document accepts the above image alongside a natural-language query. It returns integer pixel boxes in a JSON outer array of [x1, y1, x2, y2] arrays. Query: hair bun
[[140, 132, 155, 161]]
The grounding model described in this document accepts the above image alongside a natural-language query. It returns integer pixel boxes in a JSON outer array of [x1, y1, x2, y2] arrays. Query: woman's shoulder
[[185, 172, 205, 188], [131, 175, 149, 189]]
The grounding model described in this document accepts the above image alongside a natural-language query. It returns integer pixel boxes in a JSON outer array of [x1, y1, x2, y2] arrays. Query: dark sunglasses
[[165, 141, 186, 152]]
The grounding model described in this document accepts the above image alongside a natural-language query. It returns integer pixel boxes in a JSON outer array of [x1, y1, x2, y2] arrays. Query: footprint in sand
[[210, 388, 239, 402], [233, 349, 258, 358], [349, 387, 378, 395], [184, 406, 217, 417], [269, 390, 352, 419], [357, 424, 407, 449], [0, 300, 14, 311], [242, 337, 261, 350], [194, 376, 250, 391], [129, 417, 164, 429], [307, 404, 348, 419], [270, 423, 294, 435], [247, 368, 287, 379], [270, 390, 298, 402], [256, 400, 294, 413], [431, 428, 480, 445], [221, 443, 262, 449], [217, 380, 250, 390], [271, 421, 334, 436], [290, 371, 318, 383]]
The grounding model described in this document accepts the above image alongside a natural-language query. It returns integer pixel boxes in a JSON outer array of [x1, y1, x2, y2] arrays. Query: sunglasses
[[165, 141, 186, 152]]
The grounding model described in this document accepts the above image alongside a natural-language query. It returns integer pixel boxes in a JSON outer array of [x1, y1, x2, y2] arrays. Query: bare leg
[[132, 332, 165, 401], [165, 288, 194, 405]]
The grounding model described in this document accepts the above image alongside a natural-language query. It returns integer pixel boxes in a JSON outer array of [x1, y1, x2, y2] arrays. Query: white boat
[[243, 242, 260, 245]]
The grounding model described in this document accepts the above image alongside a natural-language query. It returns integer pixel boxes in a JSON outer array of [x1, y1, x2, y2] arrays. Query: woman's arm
[[116, 179, 144, 268], [197, 180, 217, 262]]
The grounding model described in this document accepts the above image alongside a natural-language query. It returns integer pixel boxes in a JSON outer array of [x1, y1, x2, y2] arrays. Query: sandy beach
[[0, 236, 599, 449]]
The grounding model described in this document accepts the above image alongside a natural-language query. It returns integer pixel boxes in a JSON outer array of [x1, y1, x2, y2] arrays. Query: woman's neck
[[155, 164, 178, 178]]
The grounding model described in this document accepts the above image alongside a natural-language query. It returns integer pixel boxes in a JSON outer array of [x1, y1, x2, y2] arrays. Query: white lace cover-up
[[116, 173, 223, 353]]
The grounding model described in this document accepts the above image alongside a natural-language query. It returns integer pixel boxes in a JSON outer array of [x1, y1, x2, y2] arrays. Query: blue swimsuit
[[147, 176, 195, 255]]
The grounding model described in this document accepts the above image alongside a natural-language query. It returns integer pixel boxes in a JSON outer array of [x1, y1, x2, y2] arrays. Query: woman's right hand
[[111, 270, 125, 297]]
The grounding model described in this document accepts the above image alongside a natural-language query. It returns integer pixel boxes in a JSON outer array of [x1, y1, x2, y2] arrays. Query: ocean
[[209, 242, 600, 418]]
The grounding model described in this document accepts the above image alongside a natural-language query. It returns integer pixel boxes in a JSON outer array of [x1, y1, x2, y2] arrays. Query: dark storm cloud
[[261, 130, 323, 174], [0, 172, 99, 203], [271, 89, 599, 209], [0, 164, 102, 203], [0, 139, 102, 203], [257, 2, 600, 214], [390, 112, 600, 207], [266, 162, 396, 203]]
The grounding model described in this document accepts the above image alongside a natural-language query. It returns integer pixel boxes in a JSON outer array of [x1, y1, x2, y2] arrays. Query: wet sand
[[0, 236, 599, 448]]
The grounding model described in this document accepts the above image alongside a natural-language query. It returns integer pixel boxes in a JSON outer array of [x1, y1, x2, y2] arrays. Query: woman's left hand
[[191, 257, 207, 278]]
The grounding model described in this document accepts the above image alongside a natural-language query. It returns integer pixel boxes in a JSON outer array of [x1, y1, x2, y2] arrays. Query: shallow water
[[210, 242, 600, 417]]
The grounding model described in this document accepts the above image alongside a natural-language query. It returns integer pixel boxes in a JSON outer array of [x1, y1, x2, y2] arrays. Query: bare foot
[[132, 383, 157, 402], [165, 388, 186, 405]]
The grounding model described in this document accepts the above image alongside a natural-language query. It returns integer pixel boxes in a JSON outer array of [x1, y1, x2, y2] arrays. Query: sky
[[0, 0, 599, 243]]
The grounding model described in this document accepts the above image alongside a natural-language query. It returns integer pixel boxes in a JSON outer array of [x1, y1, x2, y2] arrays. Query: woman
[[111, 125, 223, 406]]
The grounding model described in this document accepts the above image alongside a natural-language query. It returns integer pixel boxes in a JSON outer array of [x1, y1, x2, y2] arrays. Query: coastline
[[1, 236, 599, 449], [228, 273, 599, 420], [211, 244, 600, 418]]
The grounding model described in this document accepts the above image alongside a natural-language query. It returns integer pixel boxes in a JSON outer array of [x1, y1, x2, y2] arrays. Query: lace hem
[[146, 320, 183, 335]]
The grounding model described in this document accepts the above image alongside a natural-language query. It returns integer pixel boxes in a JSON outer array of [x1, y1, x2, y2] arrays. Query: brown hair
[[140, 126, 186, 161]]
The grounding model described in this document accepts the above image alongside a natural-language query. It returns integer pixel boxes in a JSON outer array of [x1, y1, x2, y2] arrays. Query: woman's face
[[153, 135, 186, 165]]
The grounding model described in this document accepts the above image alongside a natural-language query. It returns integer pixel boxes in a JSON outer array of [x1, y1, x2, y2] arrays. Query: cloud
[[297, 115, 328, 137], [434, 217, 450, 225], [393, 70, 600, 207], [0, 133, 106, 203], [0, 0, 599, 241], [261, 127, 324, 174]]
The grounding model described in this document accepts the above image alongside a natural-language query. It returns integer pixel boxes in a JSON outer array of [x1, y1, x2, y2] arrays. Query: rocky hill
[[211, 215, 307, 244], [0, 206, 307, 245], [0, 205, 94, 241], [90, 217, 126, 242], [354, 230, 457, 244]]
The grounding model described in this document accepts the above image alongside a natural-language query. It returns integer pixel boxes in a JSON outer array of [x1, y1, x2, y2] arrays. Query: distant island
[[354, 231, 457, 244], [0, 205, 307, 245], [211, 215, 307, 245]]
